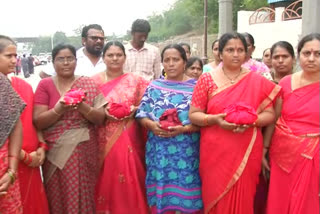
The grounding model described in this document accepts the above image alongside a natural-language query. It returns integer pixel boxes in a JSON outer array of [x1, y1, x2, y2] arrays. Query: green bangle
[[7, 170, 16, 184]]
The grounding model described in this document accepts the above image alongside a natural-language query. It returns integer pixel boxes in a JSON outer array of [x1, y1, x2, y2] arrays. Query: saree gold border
[[301, 137, 319, 160], [205, 127, 258, 214], [256, 85, 281, 114], [209, 70, 251, 98], [99, 119, 135, 168]]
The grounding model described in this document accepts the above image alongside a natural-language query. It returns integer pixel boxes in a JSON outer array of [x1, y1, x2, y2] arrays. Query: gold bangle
[[86, 107, 93, 116], [204, 114, 209, 126], [52, 108, 61, 116]]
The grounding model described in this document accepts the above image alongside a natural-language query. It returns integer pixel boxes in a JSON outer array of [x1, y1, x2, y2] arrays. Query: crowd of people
[[0, 19, 319, 214]]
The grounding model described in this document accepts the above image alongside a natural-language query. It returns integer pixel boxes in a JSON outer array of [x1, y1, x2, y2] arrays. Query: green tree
[[31, 37, 51, 55], [146, 0, 268, 42], [53, 31, 68, 45]]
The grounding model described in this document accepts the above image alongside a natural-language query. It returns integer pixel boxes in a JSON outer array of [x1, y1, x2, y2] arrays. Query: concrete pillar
[[302, 0, 320, 36], [218, 0, 233, 37]]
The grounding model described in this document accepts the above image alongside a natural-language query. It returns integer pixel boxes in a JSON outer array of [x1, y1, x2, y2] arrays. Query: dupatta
[[200, 72, 280, 213]]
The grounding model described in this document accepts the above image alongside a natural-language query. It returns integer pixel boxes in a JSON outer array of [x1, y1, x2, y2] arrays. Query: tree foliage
[[147, 0, 268, 42], [31, 31, 82, 55]]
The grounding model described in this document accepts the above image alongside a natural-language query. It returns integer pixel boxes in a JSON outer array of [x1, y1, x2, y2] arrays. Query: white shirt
[[75, 47, 105, 76], [43, 47, 106, 77]]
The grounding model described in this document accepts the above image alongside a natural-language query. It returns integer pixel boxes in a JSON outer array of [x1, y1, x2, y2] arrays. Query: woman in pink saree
[[189, 33, 280, 214], [265, 33, 320, 214], [93, 41, 150, 214]]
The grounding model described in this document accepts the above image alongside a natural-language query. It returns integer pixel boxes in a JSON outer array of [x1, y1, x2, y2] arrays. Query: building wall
[[237, 7, 302, 59]]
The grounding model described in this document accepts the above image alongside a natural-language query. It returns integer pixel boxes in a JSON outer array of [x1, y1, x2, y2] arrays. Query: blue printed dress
[[136, 78, 203, 213]]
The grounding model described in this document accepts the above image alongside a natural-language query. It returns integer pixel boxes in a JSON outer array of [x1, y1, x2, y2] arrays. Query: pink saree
[[93, 73, 150, 214], [191, 71, 280, 214], [267, 76, 319, 214]]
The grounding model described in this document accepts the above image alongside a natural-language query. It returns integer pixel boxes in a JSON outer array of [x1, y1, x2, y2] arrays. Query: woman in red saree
[[0, 35, 49, 213], [189, 33, 280, 214], [93, 41, 150, 214], [0, 35, 24, 214], [265, 33, 320, 214], [33, 44, 106, 214], [11, 77, 50, 214]]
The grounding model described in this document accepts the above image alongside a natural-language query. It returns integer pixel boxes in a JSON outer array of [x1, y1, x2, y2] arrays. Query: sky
[[0, 0, 176, 37]]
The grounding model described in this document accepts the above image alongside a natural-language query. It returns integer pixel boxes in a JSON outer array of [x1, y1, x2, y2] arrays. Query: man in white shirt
[[124, 19, 161, 81], [39, 24, 106, 78]]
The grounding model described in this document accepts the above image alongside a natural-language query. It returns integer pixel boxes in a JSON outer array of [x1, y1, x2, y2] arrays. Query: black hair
[[263, 48, 270, 55], [0, 35, 16, 53], [297, 33, 320, 56], [270, 41, 295, 58], [52, 44, 76, 62], [211, 39, 219, 50], [178, 42, 191, 52], [81, 24, 104, 38], [186, 57, 203, 70], [242, 32, 255, 46], [161, 44, 187, 63], [102, 41, 126, 57], [131, 19, 151, 33], [218, 32, 248, 53]]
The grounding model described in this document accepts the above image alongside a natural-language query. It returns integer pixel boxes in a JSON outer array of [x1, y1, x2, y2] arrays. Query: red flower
[[159, 108, 182, 131], [224, 102, 257, 124], [63, 88, 86, 105], [108, 103, 131, 119]]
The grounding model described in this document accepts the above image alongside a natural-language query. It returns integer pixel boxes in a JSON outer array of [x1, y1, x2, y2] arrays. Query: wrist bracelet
[[7, 169, 17, 184], [204, 115, 209, 126], [22, 151, 28, 162], [8, 155, 19, 161], [86, 107, 93, 116], [52, 107, 62, 116], [39, 141, 49, 151]]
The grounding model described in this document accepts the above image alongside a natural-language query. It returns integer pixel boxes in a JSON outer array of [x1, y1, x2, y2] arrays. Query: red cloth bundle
[[63, 88, 86, 105], [224, 102, 258, 124], [108, 103, 131, 119], [159, 108, 182, 131]]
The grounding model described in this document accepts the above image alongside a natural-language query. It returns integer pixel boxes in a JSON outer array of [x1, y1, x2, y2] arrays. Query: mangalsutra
[[222, 67, 242, 84]]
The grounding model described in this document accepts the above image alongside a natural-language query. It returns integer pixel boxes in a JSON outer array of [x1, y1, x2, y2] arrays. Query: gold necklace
[[222, 67, 242, 84]]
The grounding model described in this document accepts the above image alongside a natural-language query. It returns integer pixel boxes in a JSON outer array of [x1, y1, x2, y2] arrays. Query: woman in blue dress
[[136, 44, 203, 214]]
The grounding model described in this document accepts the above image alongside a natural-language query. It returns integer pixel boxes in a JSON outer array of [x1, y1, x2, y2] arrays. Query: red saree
[[191, 72, 280, 214], [92, 73, 150, 214], [0, 73, 25, 214], [11, 77, 49, 214], [34, 76, 106, 214], [267, 76, 319, 214]]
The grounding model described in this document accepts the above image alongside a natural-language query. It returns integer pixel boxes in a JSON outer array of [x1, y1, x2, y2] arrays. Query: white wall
[[237, 8, 302, 59]]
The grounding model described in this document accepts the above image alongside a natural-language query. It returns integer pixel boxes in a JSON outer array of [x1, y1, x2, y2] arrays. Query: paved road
[[10, 65, 45, 92]]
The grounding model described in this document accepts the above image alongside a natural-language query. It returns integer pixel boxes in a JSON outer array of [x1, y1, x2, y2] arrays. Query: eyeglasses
[[300, 50, 320, 58], [55, 56, 76, 63], [87, 36, 105, 41]]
